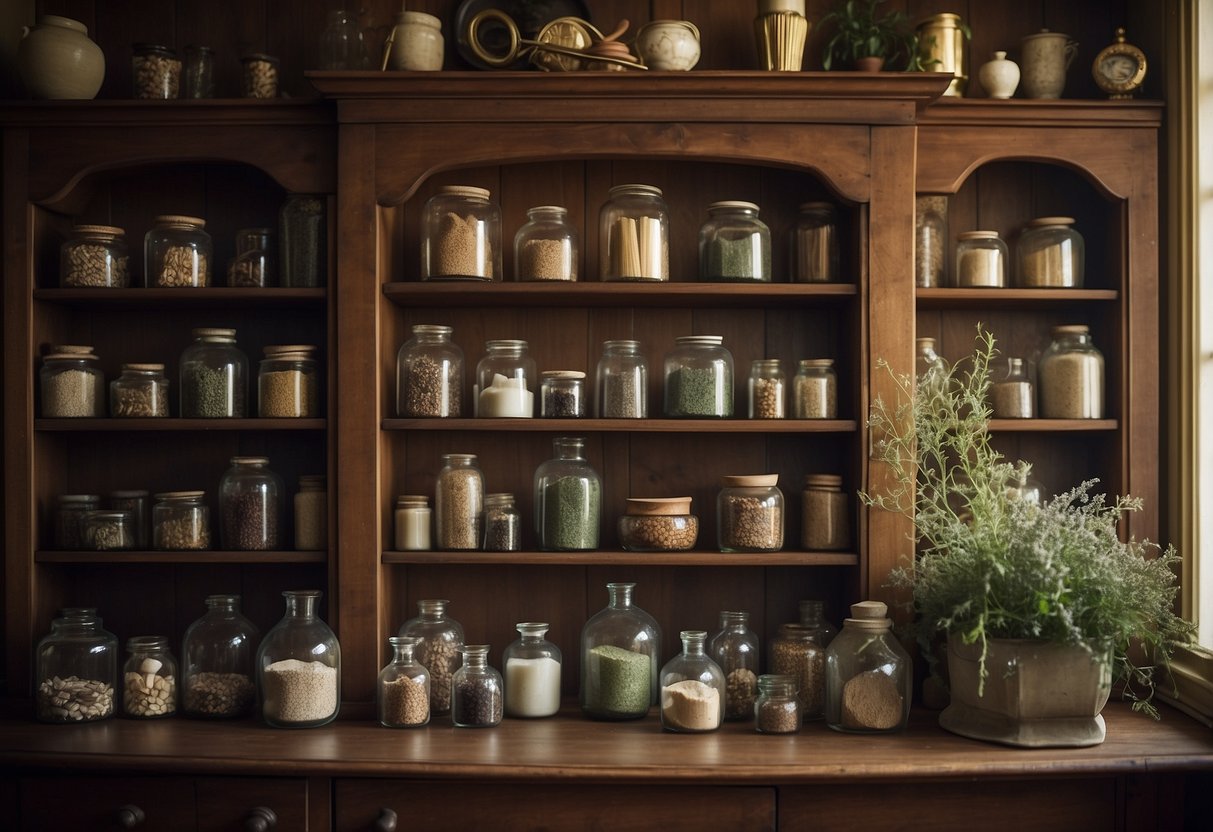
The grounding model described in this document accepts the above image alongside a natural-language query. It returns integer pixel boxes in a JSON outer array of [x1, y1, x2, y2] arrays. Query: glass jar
[[916, 336, 949, 399], [770, 623, 826, 721], [663, 335, 733, 418], [580, 582, 661, 720], [280, 194, 325, 288], [35, 613, 117, 723], [422, 185, 501, 281], [1038, 324, 1104, 419], [398, 599, 465, 716], [699, 200, 771, 282], [990, 357, 1034, 418], [227, 227, 274, 287], [182, 45, 214, 98], [474, 339, 535, 417], [955, 230, 1008, 288], [801, 474, 850, 551], [793, 202, 839, 283], [915, 195, 947, 288], [617, 497, 698, 552], [110, 363, 170, 418], [708, 611, 760, 721], [108, 490, 150, 549], [378, 636, 430, 728], [717, 473, 783, 552], [599, 184, 670, 281], [660, 630, 725, 733], [793, 358, 837, 419], [132, 43, 180, 99], [180, 328, 247, 418], [755, 674, 802, 734], [748, 358, 785, 419], [181, 594, 259, 719], [483, 492, 522, 552], [540, 370, 586, 418], [295, 474, 327, 551], [61, 225, 130, 287], [1007, 472, 1047, 506], [256, 590, 341, 728], [41, 352, 104, 417], [515, 206, 578, 281], [258, 345, 319, 417], [153, 491, 210, 550], [122, 635, 177, 719], [396, 324, 463, 417], [320, 9, 368, 70], [504, 622, 562, 718], [54, 494, 100, 549], [81, 509, 135, 551], [452, 645, 504, 728], [798, 599, 837, 646], [596, 339, 647, 418], [146, 215, 211, 287], [393, 495, 432, 551], [219, 456, 283, 550], [1017, 216, 1084, 288], [241, 53, 279, 98], [435, 453, 484, 550], [534, 436, 601, 551], [825, 601, 911, 733]]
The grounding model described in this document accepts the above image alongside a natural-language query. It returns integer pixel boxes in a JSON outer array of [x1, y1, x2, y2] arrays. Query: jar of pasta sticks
[[600, 184, 669, 281]]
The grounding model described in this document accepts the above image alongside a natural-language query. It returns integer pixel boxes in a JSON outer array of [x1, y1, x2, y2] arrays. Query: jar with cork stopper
[[825, 600, 911, 733], [422, 185, 501, 281], [514, 205, 578, 281], [955, 230, 1008, 287]]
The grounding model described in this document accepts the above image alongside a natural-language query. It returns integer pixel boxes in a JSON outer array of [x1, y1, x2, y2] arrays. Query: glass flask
[[182, 45, 214, 98], [514, 205, 578, 281], [914, 195, 947, 288], [1038, 324, 1104, 419], [989, 356, 1034, 418], [699, 200, 771, 282], [663, 335, 733, 418], [955, 230, 1008, 287], [770, 622, 826, 721], [54, 494, 101, 549], [145, 215, 211, 287], [258, 345, 319, 417], [1017, 216, 1084, 288], [110, 363, 170, 418], [580, 582, 661, 720], [482, 492, 522, 552], [798, 599, 838, 647], [61, 224, 130, 287], [793, 201, 839, 283], [378, 636, 430, 728], [793, 358, 837, 419], [474, 339, 536, 417], [152, 491, 210, 550], [122, 635, 177, 719], [393, 495, 432, 551], [35, 613, 117, 723], [801, 474, 850, 551], [81, 509, 135, 551], [319, 9, 368, 70], [219, 456, 283, 550], [280, 194, 325, 288], [179, 327, 248, 418], [503, 622, 562, 718], [132, 43, 180, 99], [181, 594, 259, 719], [534, 436, 602, 551], [398, 599, 465, 716], [595, 339, 647, 418], [708, 611, 760, 721], [41, 352, 104, 417], [435, 453, 484, 550], [599, 184, 670, 281], [540, 370, 587, 418], [452, 645, 504, 728], [397, 324, 463, 417], [107, 490, 149, 549], [659, 630, 725, 733], [755, 674, 802, 734], [748, 358, 785, 419], [717, 473, 783, 552], [421, 185, 501, 281], [227, 227, 274, 287], [256, 590, 341, 728], [294, 474, 327, 551], [825, 601, 912, 733]]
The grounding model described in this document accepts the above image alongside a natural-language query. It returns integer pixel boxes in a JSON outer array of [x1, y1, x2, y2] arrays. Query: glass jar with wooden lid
[[145, 215, 211, 287], [61, 225, 129, 287]]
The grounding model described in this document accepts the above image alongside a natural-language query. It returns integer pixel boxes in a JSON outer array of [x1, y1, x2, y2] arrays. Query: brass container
[[754, 12, 809, 72], [917, 13, 967, 96]]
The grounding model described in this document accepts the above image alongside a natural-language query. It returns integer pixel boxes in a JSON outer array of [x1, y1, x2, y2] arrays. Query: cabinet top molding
[[920, 97, 1162, 129]]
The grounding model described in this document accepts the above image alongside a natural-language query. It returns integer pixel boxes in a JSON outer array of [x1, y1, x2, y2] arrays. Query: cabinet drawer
[[196, 776, 311, 832], [19, 775, 196, 831]]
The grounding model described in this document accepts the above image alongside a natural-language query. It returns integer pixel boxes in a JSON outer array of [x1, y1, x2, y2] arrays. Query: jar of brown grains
[[435, 453, 484, 550], [748, 359, 785, 419], [396, 324, 463, 417], [514, 205, 578, 281], [131, 43, 180, 99], [793, 358, 837, 419], [398, 599, 465, 716], [421, 185, 501, 281], [800, 474, 850, 551], [258, 345, 319, 417], [769, 622, 825, 720], [717, 474, 783, 552], [181, 594, 258, 719], [378, 636, 430, 728], [755, 673, 802, 733], [40, 352, 104, 417], [1038, 324, 1104, 419]]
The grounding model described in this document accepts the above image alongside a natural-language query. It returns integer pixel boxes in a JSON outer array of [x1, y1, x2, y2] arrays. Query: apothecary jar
[[659, 630, 725, 733], [256, 590, 341, 728], [179, 327, 248, 418], [422, 185, 501, 281], [35, 612, 117, 723], [122, 635, 178, 719], [515, 205, 578, 281], [218, 456, 283, 551], [396, 324, 463, 417], [145, 215, 211, 287], [534, 436, 601, 551], [452, 645, 504, 728], [378, 636, 430, 728], [599, 184, 670, 281], [825, 601, 911, 733], [708, 611, 760, 721], [398, 599, 465, 717], [504, 622, 562, 718], [181, 594, 259, 719], [1038, 324, 1104, 419], [435, 453, 484, 551], [581, 582, 661, 720]]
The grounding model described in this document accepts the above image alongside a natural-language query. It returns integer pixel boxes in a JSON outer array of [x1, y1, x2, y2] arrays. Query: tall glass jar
[[534, 436, 601, 551], [435, 453, 484, 550], [393, 495, 432, 551], [132, 43, 180, 99], [663, 335, 733, 418], [581, 582, 661, 720], [826, 601, 911, 733], [770, 623, 825, 721], [599, 184, 670, 281], [717, 474, 783, 552], [319, 9, 368, 70], [227, 227, 274, 287], [1038, 324, 1104, 418], [54, 494, 100, 549], [474, 339, 535, 417], [41, 352, 104, 417], [914, 196, 947, 288], [259, 345, 319, 417], [755, 674, 802, 734], [699, 200, 771, 282], [540, 370, 587, 418], [219, 456, 283, 550], [748, 358, 785, 419], [504, 622, 562, 718], [798, 599, 837, 646], [35, 613, 117, 723], [708, 611, 760, 721], [398, 599, 465, 716], [182, 45, 214, 98], [153, 491, 210, 550], [801, 474, 850, 550], [107, 490, 149, 549], [378, 636, 430, 728], [145, 215, 211, 287], [793, 202, 839, 283], [122, 635, 177, 719], [110, 363, 170, 418], [181, 594, 259, 719], [81, 509, 135, 551], [422, 185, 501, 281], [660, 630, 725, 732], [294, 474, 327, 551], [1017, 216, 1084, 288], [61, 225, 129, 287], [256, 590, 341, 728], [180, 327, 248, 418], [954, 230, 1008, 287], [596, 339, 647, 418], [793, 358, 837, 419], [483, 492, 522, 551], [990, 357, 1034, 418], [397, 324, 463, 417], [514, 206, 578, 281], [452, 645, 503, 728], [280, 194, 325, 288]]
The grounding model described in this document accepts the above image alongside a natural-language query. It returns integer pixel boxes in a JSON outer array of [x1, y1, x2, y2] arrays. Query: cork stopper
[[626, 496, 693, 516], [720, 474, 778, 488], [845, 600, 892, 629]]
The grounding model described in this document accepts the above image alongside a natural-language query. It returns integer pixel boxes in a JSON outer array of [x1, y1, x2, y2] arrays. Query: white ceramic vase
[[634, 20, 701, 71], [978, 51, 1020, 99], [17, 15, 105, 100]]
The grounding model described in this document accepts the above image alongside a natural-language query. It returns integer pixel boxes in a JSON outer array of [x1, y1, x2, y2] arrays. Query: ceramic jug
[[383, 11, 444, 71], [978, 51, 1020, 99], [1020, 30, 1077, 99], [17, 15, 105, 100], [635, 20, 701, 71]]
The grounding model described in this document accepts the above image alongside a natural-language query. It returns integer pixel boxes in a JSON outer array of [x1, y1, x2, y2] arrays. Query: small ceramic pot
[[385, 11, 444, 71], [1020, 30, 1078, 99], [17, 15, 105, 100], [634, 20, 701, 71], [978, 51, 1020, 99], [853, 56, 885, 72]]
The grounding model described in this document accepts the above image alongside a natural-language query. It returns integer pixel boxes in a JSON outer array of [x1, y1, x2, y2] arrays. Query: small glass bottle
[[398, 599, 465, 716], [122, 635, 178, 719], [294, 474, 327, 551], [515, 206, 578, 281], [54, 494, 101, 549], [798, 599, 838, 646], [241, 53, 279, 98], [717, 474, 783, 552], [107, 490, 150, 549], [534, 436, 601, 551], [258, 345, 319, 417], [452, 645, 503, 728], [256, 590, 341, 728], [146, 215, 211, 287], [708, 611, 760, 721], [181, 594, 259, 719], [663, 335, 733, 418], [132, 43, 180, 99], [916, 336, 949, 399], [227, 227, 274, 287], [41, 352, 104, 417], [793, 202, 839, 283], [182, 45, 214, 98], [660, 630, 725, 733], [81, 509, 135, 551], [153, 491, 210, 550], [826, 601, 911, 733], [319, 9, 368, 70], [422, 185, 502, 281], [596, 339, 647, 418], [482, 493, 522, 551], [396, 324, 463, 417], [581, 582, 661, 720], [955, 230, 1008, 288], [748, 358, 785, 419], [219, 456, 283, 550], [110, 363, 170, 418], [1017, 216, 1084, 288], [755, 674, 802, 734], [793, 358, 837, 419], [540, 370, 587, 418], [393, 495, 432, 550], [474, 339, 535, 417], [1038, 324, 1104, 419], [699, 200, 771, 282], [280, 194, 326, 288], [770, 623, 826, 720], [990, 357, 1034, 418], [378, 636, 430, 728], [35, 613, 118, 723], [599, 184, 670, 281], [801, 474, 850, 551], [504, 622, 562, 718], [61, 225, 130, 287], [180, 327, 248, 418], [435, 453, 484, 550], [914, 195, 947, 289]]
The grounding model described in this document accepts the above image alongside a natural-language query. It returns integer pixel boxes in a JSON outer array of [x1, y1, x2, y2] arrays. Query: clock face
[[1100, 54, 1137, 84], [1092, 35, 1146, 97]]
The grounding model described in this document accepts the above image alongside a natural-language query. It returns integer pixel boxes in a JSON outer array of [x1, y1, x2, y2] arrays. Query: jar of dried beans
[[482, 492, 522, 551], [770, 623, 825, 720], [599, 184, 669, 281], [540, 370, 586, 418], [1038, 324, 1104, 419], [81, 510, 135, 551], [181, 594, 258, 719], [398, 599, 465, 716], [452, 645, 504, 728], [219, 456, 283, 550], [145, 215, 211, 287], [36, 612, 117, 723], [514, 205, 578, 281], [748, 358, 785, 419], [61, 225, 129, 287], [396, 324, 463, 417], [717, 474, 783, 552], [132, 43, 180, 99], [122, 635, 177, 719], [755, 674, 802, 733], [153, 491, 210, 551], [241, 53, 279, 98], [422, 185, 501, 281]]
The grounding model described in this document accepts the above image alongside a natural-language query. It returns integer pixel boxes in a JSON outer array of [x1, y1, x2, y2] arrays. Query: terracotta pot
[[17, 15, 105, 100], [853, 56, 885, 72]]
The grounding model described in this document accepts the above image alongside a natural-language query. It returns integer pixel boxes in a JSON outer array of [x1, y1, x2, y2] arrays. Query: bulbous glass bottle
[[35, 613, 117, 723], [256, 590, 341, 728], [398, 599, 465, 716], [378, 636, 430, 728], [503, 622, 562, 718], [659, 630, 725, 732], [534, 436, 601, 551], [708, 610, 760, 721], [825, 601, 911, 733], [181, 594, 259, 719], [580, 582, 660, 720], [452, 645, 504, 728], [397, 324, 463, 417]]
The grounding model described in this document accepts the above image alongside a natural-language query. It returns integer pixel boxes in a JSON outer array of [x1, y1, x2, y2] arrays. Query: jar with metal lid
[[504, 622, 562, 718], [1038, 324, 1104, 419], [618, 496, 698, 552], [145, 215, 211, 287], [825, 601, 911, 733], [660, 630, 724, 733], [180, 327, 248, 418], [748, 358, 785, 419], [398, 599, 465, 716], [708, 611, 760, 721], [755, 674, 802, 733], [595, 339, 647, 418], [295, 474, 327, 551], [422, 185, 501, 281], [241, 52, 279, 98], [219, 456, 283, 550], [699, 200, 771, 282], [122, 635, 177, 718], [35, 613, 117, 723], [793, 358, 837, 419], [435, 453, 484, 550], [599, 184, 670, 281], [663, 335, 733, 417], [1017, 216, 1084, 288], [108, 490, 150, 549], [514, 205, 578, 281], [394, 495, 432, 550], [182, 45, 214, 98], [990, 357, 1034, 418], [227, 227, 274, 287], [153, 490, 210, 550], [378, 636, 430, 728], [801, 474, 850, 551], [257, 590, 341, 728], [61, 225, 130, 287], [181, 594, 258, 719], [798, 599, 837, 647], [258, 345, 319, 417], [717, 473, 783, 552], [915, 195, 947, 288], [483, 492, 522, 551], [41, 352, 104, 417], [81, 510, 135, 551], [132, 43, 180, 99], [474, 339, 535, 417], [55, 494, 100, 549], [540, 370, 587, 418], [280, 194, 325, 288], [793, 202, 839, 283], [581, 582, 661, 720], [955, 230, 1008, 287], [453, 645, 504, 728], [397, 324, 463, 417], [770, 623, 825, 720], [535, 436, 601, 551]]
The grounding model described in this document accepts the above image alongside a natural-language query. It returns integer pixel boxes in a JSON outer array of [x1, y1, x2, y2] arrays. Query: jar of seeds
[[1039, 324, 1104, 419], [259, 345, 319, 417], [1017, 217, 1084, 288], [41, 351, 104, 417], [435, 454, 484, 550], [81, 509, 135, 551], [294, 474, 327, 551], [534, 437, 601, 551], [990, 357, 1034, 418], [145, 215, 211, 287], [257, 590, 341, 728], [398, 599, 465, 717], [219, 456, 283, 550], [540, 370, 586, 418], [180, 328, 248, 418], [110, 363, 170, 417], [793, 202, 839, 283], [503, 622, 562, 718], [748, 359, 785, 419], [514, 205, 578, 281], [475, 339, 535, 417], [770, 623, 825, 720], [794, 358, 837, 419], [755, 674, 802, 734], [132, 43, 180, 98], [280, 194, 326, 287], [699, 200, 771, 282], [421, 185, 501, 281], [54, 494, 101, 549], [801, 474, 850, 551], [580, 582, 660, 720], [955, 230, 1008, 287], [61, 225, 129, 287], [708, 611, 760, 721], [378, 636, 430, 728], [599, 184, 670, 281], [181, 594, 258, 719], [717, 474, 783, 552], [107, 490, 149, 549], [122, 635, 177, 719], [227, 227, 274, 287], [241, 52, 279, 98], [825, 601, 911, 733], [617, 496, 698, 552], [397, 324, 464, 417], [595, 339, 647, 418], [482, 493, 522, 551], [35, 612, 117, 723], [663, 335, 733, 418], [915, 196, 947, 289], [153, 491, 210, 550], [452, 645, 503, 728], [393, 495, 432, 550]]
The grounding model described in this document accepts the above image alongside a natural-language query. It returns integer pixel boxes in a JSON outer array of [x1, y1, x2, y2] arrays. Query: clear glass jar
[[599, 184, 670, 281], [915, 195, 947, 288], [801, 474, 850, 551], [110, 363, 170, 418], [294, 474, 327, 551], [717, 473, 783, 552], [35, 613, 117, 723], [483, 492, 522, 552], [182, 45, 214, 98], [1017, 216, 1084, 288], [474, 339, 535, 417], [227, 227, 274, 287], [397, 324, 463, 417], [320, 9, 368, 70], [41, 352, 104, 417], [241, 53, 279, 98], [534, 436, 601, 551], [61, 225, 130, 287], [379, 636, 430, 728], [81, 509, 135, 551], [617, 497, 698, 552], [955, 230, 1008, 288], [581, 582, 661, 720], [755, 674, 802, 734], [770, 623, 825, 721], [180, 327, 248, 418], [798, 599, 837, 646], [990, 357, 1034, 418], [435, 453, 484, 550], [825, 601, 911, 733], [258, 345, 319, 417], [219, 456, 283, 550], [132, 43, 180, 99], [393, 495, 432, 551], [699, 200, 771, 282], [108, 489, 150, 549], [793, 358, 837, 419], [122, 635, 177, 719], [916, 336, 949, 399], [596, 339, 647, 418], [540, 370, 586, 418], [398, 599, 465, 716], [1038, 324, 1104, 419], [256, 590, 341, 728], [663, 335, 733, 418], [146, 215, 211, 287], [280, 194, 325, 288], [504, 622, 562, 718], [515, 205, 578, 281], [422, 185, 501, 281], [793, 202, 839, 283], [54, 494, 100, 549], [708, 611, 760, 721], [660, 630, 724, 733], [181, 594, 258, 719], [153, 490, 210, 550], [452, 645, 503, 728], [748, 358, 784, 419]]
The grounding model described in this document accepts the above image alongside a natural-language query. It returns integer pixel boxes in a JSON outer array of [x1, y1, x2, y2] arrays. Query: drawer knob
[[245, 806, 279, 831], [116, 804, 146, 828], [374, 807, 398, 832]]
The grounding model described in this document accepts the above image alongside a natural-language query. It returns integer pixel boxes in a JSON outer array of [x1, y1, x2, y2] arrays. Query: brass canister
[[917, 13, 967, 97]]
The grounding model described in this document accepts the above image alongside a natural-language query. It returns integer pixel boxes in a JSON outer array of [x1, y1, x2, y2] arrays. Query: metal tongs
[[463, 10, 645, 71]]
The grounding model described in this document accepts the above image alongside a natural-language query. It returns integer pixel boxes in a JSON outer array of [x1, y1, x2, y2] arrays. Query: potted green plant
[[866, 328, 1192, 747], [819, 0, 913, 71]]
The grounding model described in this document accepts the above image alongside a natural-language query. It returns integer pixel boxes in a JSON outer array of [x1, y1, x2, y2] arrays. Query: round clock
[[1092, 27, 1146, 98]]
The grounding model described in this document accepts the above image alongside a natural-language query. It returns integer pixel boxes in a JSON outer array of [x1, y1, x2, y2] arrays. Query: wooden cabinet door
[[19, 775, 197, 831]]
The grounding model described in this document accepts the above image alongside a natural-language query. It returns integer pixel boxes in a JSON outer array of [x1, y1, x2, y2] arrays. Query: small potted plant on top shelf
[[819, 0, 914, 71]]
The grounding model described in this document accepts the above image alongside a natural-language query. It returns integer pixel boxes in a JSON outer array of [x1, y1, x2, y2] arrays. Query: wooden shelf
[[33, 288, 327, 309], [36, 418, 326, 431], [916, 288, 1119, 309], [35, 550, 326, 564], [988, 418, 1118, 432], [383, 418, 857, 433], [383, 281, 857, 309], [382, 549, 858, 566]]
